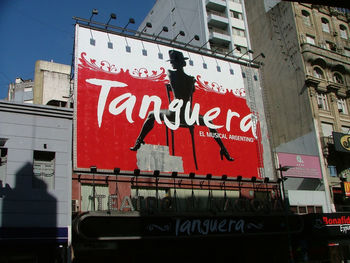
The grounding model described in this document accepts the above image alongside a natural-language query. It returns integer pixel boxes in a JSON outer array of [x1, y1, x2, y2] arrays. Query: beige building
[[8, 60, 72, 107], [245, 1, 350, 213]]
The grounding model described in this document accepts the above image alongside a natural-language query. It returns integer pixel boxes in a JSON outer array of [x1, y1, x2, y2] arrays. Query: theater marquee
[[73, 24, 264, 178]]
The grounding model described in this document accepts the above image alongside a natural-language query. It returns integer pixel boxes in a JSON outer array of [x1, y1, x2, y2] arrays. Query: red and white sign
[[277, 152, 322, 179], [73, 25, 264, 178]]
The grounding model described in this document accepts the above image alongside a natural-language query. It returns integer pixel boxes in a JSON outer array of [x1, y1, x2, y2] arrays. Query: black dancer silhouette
[[130, 50, 234, 162]]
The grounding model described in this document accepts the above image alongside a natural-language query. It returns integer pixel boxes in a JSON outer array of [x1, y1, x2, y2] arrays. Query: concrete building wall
[[33, 60, 71, 105], [139, 0, 250, 56], [7, 78, 34, 104], [288, 189, 329, 212], [139, 0, 208, 48], [0, 101, 73, 230], [245, 0, 318, 156], [244, 1, 350, 212]]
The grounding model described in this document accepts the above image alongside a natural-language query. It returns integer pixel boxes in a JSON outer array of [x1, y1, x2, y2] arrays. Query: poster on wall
[[73, 24, 263, 178]]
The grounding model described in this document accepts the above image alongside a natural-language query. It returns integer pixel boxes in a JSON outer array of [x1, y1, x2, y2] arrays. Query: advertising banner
[[74, 25, 263, 178], [277, 153, 322, 179]]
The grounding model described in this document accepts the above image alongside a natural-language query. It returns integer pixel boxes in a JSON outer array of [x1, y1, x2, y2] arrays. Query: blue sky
[[0, 0, 156, 99]]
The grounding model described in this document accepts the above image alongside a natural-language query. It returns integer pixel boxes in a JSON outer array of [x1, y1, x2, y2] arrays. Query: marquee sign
[[75, 213, 303, 240], [73, 24, 264, 178]]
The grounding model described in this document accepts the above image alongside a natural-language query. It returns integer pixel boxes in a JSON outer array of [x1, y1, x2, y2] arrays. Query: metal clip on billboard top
[[154, 26, 169, 41], [105, 13, 116, 29], [224, 45, 241, 58], [88, 9, 98, 26], [170, 31, 185, 45], [139, 22, 152, 36], [121, 18, 135, 33], [183, 35, 200, 48]]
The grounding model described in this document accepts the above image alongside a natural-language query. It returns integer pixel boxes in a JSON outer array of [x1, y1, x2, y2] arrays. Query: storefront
[[296, 213, 350, 262], [72, 210, 303, 262]]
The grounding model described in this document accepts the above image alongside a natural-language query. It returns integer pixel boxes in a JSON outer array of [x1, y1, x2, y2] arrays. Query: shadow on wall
[[0, 162, 63, 262], [0, 162, 57, 228]]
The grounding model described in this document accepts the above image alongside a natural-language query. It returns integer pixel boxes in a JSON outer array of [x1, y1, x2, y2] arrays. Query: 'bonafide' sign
[[312, 214, 350, 236]]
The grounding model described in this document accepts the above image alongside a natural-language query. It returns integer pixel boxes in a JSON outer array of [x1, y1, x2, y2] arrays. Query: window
[[326, 41, 337, 51], [299, 206, 307, 214], [33, 151, 55, 189], [317, 93, 329, 111], [315, 206, 323, 213], [342, 126, 350, 134], [302, 10, 311, 26], [328, 166, 337, 177], [340, 24, 348, 39], [230, 10, 243, 20], [290, 205, 323, 214], [306, 35, 316, 45], [337, 98, 348, 114], [0, 148, 8, 182], [321, 18, 330, 33], [333, 72, 344, 84], [321, 122, 333, 137], [313, 67, 325, 79], [232, 27, 246, 37]]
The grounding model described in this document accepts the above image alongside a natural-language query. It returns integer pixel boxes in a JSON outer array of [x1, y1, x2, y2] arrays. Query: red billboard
[[74, 25, 263, 178]]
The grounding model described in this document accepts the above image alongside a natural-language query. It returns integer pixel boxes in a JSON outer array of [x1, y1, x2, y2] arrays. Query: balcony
[[206, 0, 226, 12], [300, 43, 350, 73], [207, 12, 229, 29], [209, 28, 231, 45]]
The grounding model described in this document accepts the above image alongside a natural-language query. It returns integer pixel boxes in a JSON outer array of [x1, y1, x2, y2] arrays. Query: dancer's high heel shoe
[[130, 139, 145, 151], [220, 148, 234, 161]]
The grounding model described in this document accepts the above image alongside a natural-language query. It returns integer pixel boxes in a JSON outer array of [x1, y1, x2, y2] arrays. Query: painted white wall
[[288, 190, 330, 212]]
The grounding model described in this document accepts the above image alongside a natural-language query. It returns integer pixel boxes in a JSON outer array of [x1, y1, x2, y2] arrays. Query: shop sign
[[333, 132, 350, 153], [309, 213, 350, 236]]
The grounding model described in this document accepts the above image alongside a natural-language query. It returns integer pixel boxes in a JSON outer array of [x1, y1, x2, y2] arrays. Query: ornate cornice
[[301, 43, 350, 74]]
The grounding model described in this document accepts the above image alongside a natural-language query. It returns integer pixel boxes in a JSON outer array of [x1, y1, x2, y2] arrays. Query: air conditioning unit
[[72, 199, 79, 212]]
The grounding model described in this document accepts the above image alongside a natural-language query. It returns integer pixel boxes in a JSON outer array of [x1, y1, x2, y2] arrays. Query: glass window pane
[[321, 122, 333, 137]]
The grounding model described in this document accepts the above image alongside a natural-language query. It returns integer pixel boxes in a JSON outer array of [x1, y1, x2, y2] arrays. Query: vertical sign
[[344, 182, 350, 197]]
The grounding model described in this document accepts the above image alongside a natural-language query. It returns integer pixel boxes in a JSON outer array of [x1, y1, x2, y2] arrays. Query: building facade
[[0, 101, 73, 262], [7, 60, 72, 108], [245, 0, 350, 212], [69, 18, 293, 262], [245, 1, 350, 261], [139, 0, 252, 59], [7, 78, 34, 104]]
